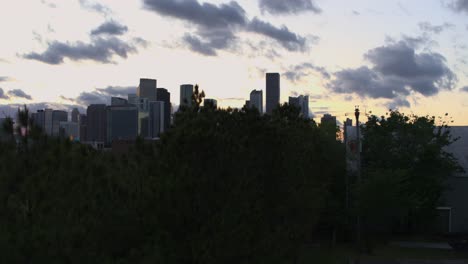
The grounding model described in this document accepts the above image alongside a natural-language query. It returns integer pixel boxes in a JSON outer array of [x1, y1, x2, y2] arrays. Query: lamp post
[[355, 106, 362, 248]]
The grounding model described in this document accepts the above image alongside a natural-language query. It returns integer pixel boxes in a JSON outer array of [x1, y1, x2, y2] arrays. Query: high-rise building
[[71, 108, 80, 123], [107, 105, 138, 143], [44, 109, 53, 135], [59, 121, 80, 140], [321, 114, 337, 126], [87, 104, 107, 143], [266, 73, 280, 114], [79, 114, 87, 142], [149, 101, 165, 138], [204, 98, 218, 108], [289, 95, 309, 118], [157, 88, 171, 130], [52, 110, 68, 136], [137, 78, 157, 101], [111, 97, 128, 106], [128, 94, 137, 105], [249, 90, 263, 113], [180, 84, 194, 107], [244, 100, 251, 109], [33, 110, 45, 130]]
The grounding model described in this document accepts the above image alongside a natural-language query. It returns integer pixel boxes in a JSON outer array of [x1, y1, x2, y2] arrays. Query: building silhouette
[[266, 73, 280, 114], [107, 105, 138, 143], [128, 93, 137, 106], [79, 114, 87, 142], [137, 78, 157, 101], [204, 98, 218, 108], [289, 95, 309, 118], [33, 110, 46, 131], [157, 88, 171, 130], [60, 121, 80, 140], [44, 109, 53, 135], [71, 108, 80, 123], [52, 110, 68, 136], [86, 104, 107, 143], [149, 101, 165, 138], [321, 114, 337, 126], [249, 90, 263, 113], [180, 84, 194, 107], [111, 97, 128, 106]]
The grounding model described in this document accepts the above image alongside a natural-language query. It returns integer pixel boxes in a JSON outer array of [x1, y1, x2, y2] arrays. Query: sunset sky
[[1, 0, 468, 124]]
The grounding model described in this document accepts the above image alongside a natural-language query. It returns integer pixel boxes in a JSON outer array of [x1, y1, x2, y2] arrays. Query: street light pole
[[355, 106, 362, 248]]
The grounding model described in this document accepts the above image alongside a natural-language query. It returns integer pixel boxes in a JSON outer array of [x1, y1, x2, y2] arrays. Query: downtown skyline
[[1, 0, 468, 124]]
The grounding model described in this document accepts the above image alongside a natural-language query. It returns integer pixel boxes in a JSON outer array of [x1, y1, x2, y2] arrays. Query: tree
[[359, 110, 461, 234]]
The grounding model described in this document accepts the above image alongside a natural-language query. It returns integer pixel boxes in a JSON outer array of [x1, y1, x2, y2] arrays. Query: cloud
[[448, 0, 468, 14], [143, 0, 309, 56], [7, 89, 32, 100], [385, 97, 411, 109], [0, 103, 85, 119], [91, 21, 128, 36], [259, 0, 321, 15], [23, 37, 143, 64], [461, 86, 468, 92], [41, 0, 57, 8], [328, 39, 457, 105], [71, 86, 136, 106], [418, 22, 454, 34], [79, 0, 111, 15], [247, 18, 307, 51], [284, 62, 330, 83], [0, 88, 9, 99]]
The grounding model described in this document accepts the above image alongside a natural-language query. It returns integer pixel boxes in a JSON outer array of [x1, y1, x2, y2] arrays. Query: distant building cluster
[[23, 73, 338, 148]]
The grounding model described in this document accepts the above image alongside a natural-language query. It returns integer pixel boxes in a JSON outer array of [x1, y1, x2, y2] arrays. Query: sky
[[0, 0, 468, 124]]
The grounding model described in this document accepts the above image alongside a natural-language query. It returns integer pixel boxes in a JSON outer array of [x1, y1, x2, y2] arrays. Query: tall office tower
[[79, 114, 87, 142], [266, 73, 280, 114], [137, 78, 157, 101], [33, 110, 46, 130], [59, 122, 80, 140], [344, 118, 353, 127], [288, 95, 309, 118], [106, 105, 138, 143], [111, 97, 128, 106], [44, 109, 53, 135], [321, 114, 337, 126], [180, 84, 194, 107], [157, 88, 171, 130], [249, 90, 263, 113], [244, 100, 251, 109], [149, 101, 165, 138], [87, 104, 107, 143], [52, 110, 68, 136], [128, 94, 137, 105], [203, 98, 217, 108], [71, 108, 80, 123]]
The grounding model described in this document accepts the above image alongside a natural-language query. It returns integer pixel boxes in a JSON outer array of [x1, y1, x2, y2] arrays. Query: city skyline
[[1, 0, 468, 124]]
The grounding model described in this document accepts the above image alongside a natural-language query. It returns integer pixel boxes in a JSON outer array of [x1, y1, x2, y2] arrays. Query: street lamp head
[[355, 106, 360, 120]]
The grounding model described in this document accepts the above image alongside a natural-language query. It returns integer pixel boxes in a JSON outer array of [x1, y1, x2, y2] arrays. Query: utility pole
[[355, 106, 362, 249]]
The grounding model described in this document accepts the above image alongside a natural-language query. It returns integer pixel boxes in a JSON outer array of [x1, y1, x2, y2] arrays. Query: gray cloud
[[72, 86, 136, 106], [418, 22, 454, 34], [79, 0, 111, 15], [0, 88, 9, 99], [23, 37, 142, 65], [41, 0, 57, 8], [143, 0, 309, 56], [284, 62, 330, 83], [248, 18, 306, 51], [448, 0, 468, 13], [328, 40, 457, 106], [461, 86, 468, 92], [259, 0, 321, 15], [7, 89, 32, 100], [385, 97, 411, 109], [0, 77, 11, 82], [91, 21, 128, 36]]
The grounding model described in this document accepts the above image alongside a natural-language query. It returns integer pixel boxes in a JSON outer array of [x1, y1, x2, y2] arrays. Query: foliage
[[0, 104, 344, 263], [359, 110, 461, 234]]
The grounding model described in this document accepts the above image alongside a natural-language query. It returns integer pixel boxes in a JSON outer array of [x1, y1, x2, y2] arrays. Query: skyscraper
[[52, 110, 68, 136], [249, 90, 263, 113], [137, 78, 157, 101], [266, 73, 280, 114], [33, 110, 45, 130], [157, 88, 171, 130], [60, 121, 80, 140], [71, 108, 80, 123], [79, 114, 87, 142], [180, 84, 194, 107], [203, 98, 217, 108], [321, 114, 337, 126], [107, 105, 138, 143], [149, 101, 165, 138], [111, 97, 128, 106], [87, 104, 107, 143], [44, 109, 53, 135], [289, 95, 309, 118], [128, 93, 137, 105]]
